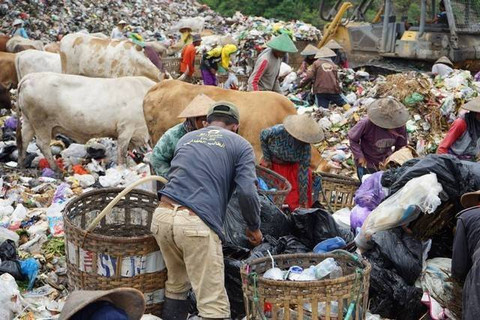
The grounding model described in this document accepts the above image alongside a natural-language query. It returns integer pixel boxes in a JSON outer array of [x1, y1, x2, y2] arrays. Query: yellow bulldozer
[[319, 0, 480, 72]]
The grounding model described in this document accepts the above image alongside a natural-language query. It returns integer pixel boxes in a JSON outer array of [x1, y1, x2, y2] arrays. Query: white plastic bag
[[0, 227, 20, 244], [356, 173, 443, 249], [9, 204, 28, 230], [0, 273, 23, 320], [279, 62, 293, 78], [99, 168, 123, 187]]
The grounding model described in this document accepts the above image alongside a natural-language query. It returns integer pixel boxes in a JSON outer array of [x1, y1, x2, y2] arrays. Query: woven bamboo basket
[[63, 187, 165, 315], [316, 172, 360, 212], [241, 252, 371, 320], [256, 165, 292, 208]]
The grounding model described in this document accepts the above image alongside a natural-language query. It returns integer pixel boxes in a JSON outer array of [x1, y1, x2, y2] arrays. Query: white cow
[[60, 33, 163, 82], [6, 36, 44, 52], [17, 72, 155, 169], [15, 50, 62, 82]]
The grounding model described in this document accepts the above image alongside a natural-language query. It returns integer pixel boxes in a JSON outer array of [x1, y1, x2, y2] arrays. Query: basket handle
[[85, 175, 168, 233]]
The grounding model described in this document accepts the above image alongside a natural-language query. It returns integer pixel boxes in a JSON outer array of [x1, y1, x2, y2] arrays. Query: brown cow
[[0, 35, 9, 52], [143, 80, 323, 167], [0, 83, 11, 109], [0, 52, 17, 88]]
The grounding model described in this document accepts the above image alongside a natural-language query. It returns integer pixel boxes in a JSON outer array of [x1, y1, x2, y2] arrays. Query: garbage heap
[[346, 154, 478, 320], [281, 69, 480, 177]]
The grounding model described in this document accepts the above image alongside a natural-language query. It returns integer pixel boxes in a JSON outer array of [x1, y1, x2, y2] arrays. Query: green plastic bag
[[404, 93, 424, 106]]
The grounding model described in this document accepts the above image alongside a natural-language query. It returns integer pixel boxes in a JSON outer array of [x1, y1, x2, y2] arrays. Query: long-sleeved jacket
[[348, 117, 407, 168], [151, 123, 187, 178], [247, 48, 282, 93], [180, 44, 196, 76], [300, 58, 341, 94]]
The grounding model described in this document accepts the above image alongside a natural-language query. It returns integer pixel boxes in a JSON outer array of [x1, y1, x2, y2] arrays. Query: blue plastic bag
[[20, 258, 39, 290], [313, 236, 346, 253]]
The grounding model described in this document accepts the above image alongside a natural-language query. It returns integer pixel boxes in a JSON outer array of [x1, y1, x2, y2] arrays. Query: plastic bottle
[[314, 258, 338, 279]]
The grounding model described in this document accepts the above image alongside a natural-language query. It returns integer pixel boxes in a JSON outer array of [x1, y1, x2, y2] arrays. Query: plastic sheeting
[[363, 228, 427, 319], [224, 192, 291, 248]]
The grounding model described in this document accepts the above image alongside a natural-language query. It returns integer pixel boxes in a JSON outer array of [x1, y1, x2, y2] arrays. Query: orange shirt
[[180, 44, 196, 76]]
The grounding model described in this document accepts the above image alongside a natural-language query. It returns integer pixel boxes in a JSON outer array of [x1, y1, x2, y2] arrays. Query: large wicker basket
[[241, 252, 371, 319], [256, 165, 292, 208], [63, 188, 165, 315], [316, 172, 360, 212]]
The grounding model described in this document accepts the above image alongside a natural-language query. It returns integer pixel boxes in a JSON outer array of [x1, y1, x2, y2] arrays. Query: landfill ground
[[0, 0, 477, 319]]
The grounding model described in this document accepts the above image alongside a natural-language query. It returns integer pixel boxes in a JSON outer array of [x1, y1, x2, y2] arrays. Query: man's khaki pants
[[151, 205, 230, 318]]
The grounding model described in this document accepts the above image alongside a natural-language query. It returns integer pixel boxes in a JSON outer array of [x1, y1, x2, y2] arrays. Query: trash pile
[[325, 154, 480, 319], [0, 0, 320, 46], [222, 194, 355, 318], [0, 131, 156, 318], [284, 69, 480, 176]]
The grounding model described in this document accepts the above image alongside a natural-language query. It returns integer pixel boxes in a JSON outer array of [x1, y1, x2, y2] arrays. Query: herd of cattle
[[0, 32, 321, 171]]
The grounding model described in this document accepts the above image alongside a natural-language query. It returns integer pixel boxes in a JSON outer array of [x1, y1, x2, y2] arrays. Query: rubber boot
[[162, 297, 189, 320]]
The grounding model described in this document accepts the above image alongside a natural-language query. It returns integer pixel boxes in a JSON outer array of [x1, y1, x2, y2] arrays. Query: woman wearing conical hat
[[260, 114, 324, 210], [348, 97, 409, 180], [151, 94, 215, 178], [438, 97, 480, 160]]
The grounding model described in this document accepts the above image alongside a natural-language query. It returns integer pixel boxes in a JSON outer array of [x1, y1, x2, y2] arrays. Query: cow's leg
[[117, 129, 134, 166], [17, 118, 35, 168], [34, 128, 58, 170]]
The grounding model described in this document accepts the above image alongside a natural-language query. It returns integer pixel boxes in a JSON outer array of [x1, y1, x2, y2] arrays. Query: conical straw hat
[[59, 288, 145, 320], [266, 34, 298, 53], [315, 46, 337, 59], [178, 94, 215, 118], [435, 56, 453, 67], [367, 97, 409, 129], [283, 114, 324, 144], [301, 44, 320, 56], [326, 39, 343, 50], [462, 97, 480, 113]]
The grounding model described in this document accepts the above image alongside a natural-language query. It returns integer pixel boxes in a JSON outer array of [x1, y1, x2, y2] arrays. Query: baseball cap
[[207, 101, 240, 122]]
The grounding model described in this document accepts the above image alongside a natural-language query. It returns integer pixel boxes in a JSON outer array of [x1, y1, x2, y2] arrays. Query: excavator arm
[[318, 1, 353, 48]]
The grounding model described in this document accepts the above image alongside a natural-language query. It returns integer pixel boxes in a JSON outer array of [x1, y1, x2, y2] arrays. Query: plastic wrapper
[[46, 203, 65, 237], [356, 173, 442, 249]]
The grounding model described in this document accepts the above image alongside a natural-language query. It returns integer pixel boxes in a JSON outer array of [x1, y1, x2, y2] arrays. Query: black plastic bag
[[381, 158, 420, 188], [0, 240, 17, 261], [366, 261, 426, 320], [223, 235, 309, 318], [0, 260, 23, 280], [389, 154, 480, 200], [224, 192, 291, 248], [291, 208, 354, 249], [371, 228, 423, 285]]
